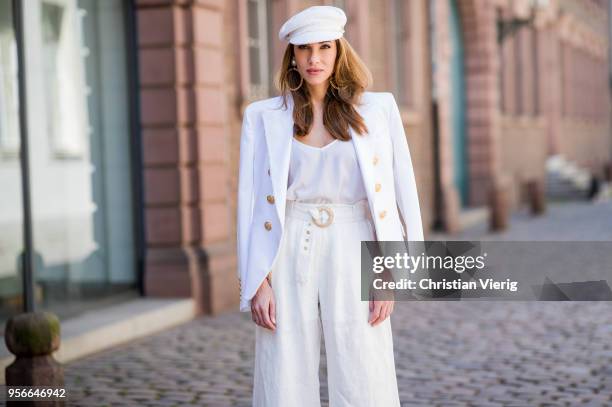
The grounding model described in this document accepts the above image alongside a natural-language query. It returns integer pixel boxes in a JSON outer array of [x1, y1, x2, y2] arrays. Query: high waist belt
[[285, 199, 371, 227]]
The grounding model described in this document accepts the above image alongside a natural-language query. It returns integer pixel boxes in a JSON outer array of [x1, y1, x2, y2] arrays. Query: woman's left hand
[[368, 299, 394, 326]]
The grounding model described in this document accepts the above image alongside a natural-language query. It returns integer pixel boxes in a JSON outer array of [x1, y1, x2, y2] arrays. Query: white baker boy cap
[[278, 6, 347, 45]]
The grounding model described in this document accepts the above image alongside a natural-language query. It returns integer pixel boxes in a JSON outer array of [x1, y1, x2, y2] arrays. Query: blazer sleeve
[[385, 92, 424, 241], [237, 106, 256, 283]]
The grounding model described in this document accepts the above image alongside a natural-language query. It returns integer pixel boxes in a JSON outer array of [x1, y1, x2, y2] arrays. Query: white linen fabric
[[287, 137, 368, 204], [237, 91, 425, 313], [253, 199, 401, 407]]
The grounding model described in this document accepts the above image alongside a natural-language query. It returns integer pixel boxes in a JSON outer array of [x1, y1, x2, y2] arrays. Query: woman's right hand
[[251, 277, 276, 331]]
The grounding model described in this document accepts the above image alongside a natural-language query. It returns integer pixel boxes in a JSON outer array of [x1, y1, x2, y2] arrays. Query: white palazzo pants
[[253, 199, 401, 407]]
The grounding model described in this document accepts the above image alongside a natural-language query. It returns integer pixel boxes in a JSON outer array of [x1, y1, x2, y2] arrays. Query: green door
[[449, 0, 468, 206]]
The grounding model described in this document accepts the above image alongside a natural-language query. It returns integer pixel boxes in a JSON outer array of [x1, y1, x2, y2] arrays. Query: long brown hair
[[275, 37, 373, 141]]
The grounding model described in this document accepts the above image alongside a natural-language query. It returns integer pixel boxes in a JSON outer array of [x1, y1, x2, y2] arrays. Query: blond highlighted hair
[[275, 37, 373, 140]]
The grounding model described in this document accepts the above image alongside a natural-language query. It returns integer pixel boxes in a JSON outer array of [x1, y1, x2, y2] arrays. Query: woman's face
[[292, 41, 337, 87]]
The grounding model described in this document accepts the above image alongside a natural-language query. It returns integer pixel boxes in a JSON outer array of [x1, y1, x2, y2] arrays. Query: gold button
[[266, 195, 275, 204], [372, 156, 379, 165], [379, 210, 387, 219], [375, 183, 381, 192], [264, 221, 272, 230]]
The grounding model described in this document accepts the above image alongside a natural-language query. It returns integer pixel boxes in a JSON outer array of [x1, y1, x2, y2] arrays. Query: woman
[[237, 5, 424, 406]]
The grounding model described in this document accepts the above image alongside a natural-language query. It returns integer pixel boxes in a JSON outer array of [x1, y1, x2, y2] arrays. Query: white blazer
[[237, 91, 424, 312]]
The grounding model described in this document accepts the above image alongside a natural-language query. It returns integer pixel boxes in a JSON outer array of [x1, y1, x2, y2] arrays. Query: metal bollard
[[603, 162, 611, 182], [489, 175, 511, 231], [526, 178, 546, 215]]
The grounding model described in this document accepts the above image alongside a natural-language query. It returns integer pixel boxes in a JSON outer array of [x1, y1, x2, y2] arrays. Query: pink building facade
[[135, 0, 611, 314]]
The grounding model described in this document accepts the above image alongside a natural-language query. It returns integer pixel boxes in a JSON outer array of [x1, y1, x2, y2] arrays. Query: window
[[40, 0, 89, 158], [562, 46, 607, 121], [531, 26, 539, 116], [0, 0, 24, 326], [0, 0, 20, 157], [514, 26, 523, 115], [560, 41, 569, 117], [518, 26, 539, 116], [19, 0, 137, 320], [247, 0, 273, 100], [498, 21, 539, 116], [390, 0, 413, 107]]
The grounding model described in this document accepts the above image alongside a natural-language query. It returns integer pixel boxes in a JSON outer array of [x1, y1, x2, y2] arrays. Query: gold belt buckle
[[311, 206, 334, 228]]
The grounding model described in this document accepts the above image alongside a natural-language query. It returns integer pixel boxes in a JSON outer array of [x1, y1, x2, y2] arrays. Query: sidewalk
[[430, 199, 612, 241], [64, 200, 612, 406]]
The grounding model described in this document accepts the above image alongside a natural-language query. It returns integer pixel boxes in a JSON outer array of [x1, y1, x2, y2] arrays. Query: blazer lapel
[[262, 98, 294, 230], [350, 101, 378, 203], [261, 94, 380, 233]]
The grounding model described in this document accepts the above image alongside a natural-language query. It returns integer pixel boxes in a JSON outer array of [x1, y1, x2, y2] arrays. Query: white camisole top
[[286, 137, 368, 204]]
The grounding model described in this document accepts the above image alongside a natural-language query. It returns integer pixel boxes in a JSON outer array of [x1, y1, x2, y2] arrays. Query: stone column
[[461, 0, 503, 206], [137, 0, 235, 315]]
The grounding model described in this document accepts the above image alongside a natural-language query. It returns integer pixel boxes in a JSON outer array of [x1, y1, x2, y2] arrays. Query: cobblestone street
[[65, 201, 612, 406]]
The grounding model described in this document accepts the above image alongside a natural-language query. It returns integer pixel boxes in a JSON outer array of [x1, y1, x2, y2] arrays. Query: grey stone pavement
[[64, 200, 612, 406]]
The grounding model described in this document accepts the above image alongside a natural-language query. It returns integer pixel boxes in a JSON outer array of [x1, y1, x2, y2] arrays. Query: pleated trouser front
[[253, 199, 401, 407]]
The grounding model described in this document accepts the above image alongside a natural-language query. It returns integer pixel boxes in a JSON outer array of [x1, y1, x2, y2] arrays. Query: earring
[[286, 58, 303, 91]]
